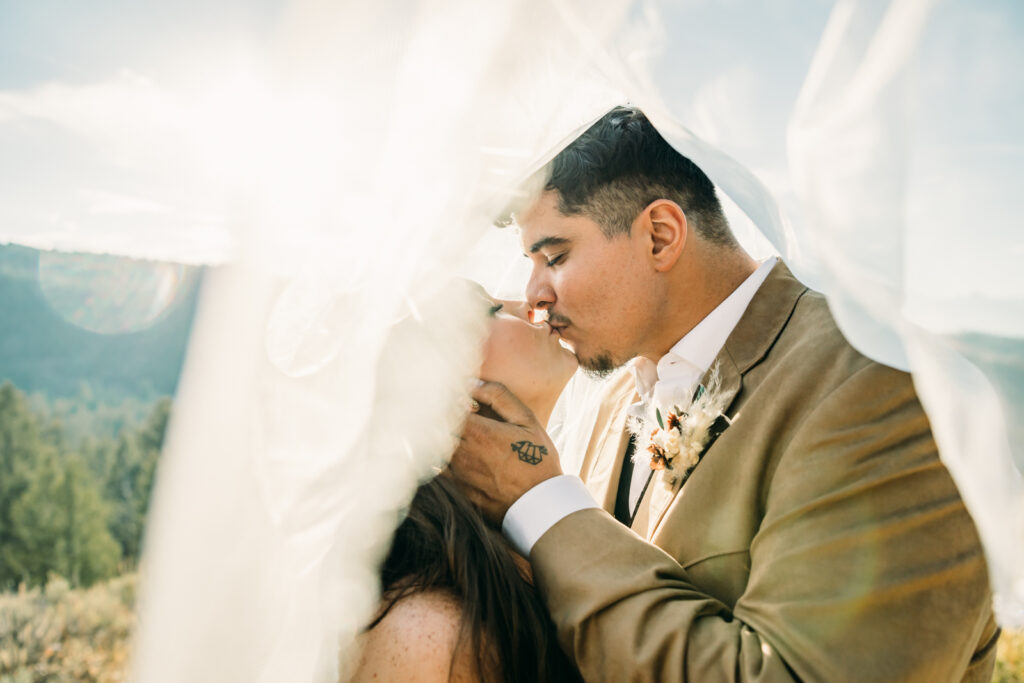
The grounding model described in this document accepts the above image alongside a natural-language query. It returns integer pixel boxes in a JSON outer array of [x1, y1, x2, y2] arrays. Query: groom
[[449, 107, 998, 681]]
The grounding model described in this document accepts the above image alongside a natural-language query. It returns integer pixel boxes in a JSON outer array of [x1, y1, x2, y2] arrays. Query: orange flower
[[647, 443, 669, 470]]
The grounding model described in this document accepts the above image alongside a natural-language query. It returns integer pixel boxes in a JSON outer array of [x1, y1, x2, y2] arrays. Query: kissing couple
[[348, 107, 998, 682]]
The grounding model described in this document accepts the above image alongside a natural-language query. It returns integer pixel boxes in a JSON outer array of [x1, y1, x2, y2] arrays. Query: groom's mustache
[[548, 312, 571, 327], [531, 309, 571, 328]]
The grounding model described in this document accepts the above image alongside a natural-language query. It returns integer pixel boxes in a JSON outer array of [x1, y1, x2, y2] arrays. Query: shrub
[[0, 573, 135, 682], [995, 629, 1024, 683]]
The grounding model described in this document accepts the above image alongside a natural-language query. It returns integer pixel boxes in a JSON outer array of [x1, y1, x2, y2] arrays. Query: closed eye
[[545, 253, 566, 267], [488, 303, 504, 316]]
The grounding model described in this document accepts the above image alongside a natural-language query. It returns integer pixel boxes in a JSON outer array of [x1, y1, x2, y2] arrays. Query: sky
[[0, 0, 1021, 335], [0, 0, 283, 263]]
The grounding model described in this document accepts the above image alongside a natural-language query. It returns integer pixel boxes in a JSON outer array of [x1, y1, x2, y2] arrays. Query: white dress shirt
[[502, 257, 778, 556]]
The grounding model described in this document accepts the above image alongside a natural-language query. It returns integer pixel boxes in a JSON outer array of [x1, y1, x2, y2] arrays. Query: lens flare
[[37, 250, 189, 335]]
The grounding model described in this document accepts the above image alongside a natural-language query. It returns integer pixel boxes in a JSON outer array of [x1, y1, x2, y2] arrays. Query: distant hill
[[0, 244, 200, 401]]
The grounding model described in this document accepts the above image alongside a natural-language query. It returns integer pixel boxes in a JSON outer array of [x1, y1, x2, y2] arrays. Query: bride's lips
[[534, 320, 556, 337]]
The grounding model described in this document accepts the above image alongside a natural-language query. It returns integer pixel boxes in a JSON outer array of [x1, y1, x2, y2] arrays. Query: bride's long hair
[[371, 474, 581, 683]]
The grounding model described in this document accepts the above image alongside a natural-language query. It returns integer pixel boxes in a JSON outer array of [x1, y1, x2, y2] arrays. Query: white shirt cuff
[[501, 474, 599, 556]]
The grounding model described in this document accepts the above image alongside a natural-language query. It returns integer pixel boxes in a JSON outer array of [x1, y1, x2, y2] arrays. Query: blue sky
[[0, 1, 282, 87]]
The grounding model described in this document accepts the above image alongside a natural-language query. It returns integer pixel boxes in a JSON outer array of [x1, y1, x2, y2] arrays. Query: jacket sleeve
[[529, 363, 994, 682]]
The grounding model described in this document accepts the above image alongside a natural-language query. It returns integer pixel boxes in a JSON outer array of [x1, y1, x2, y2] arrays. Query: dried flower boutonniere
[[627, 364, 732, 491]]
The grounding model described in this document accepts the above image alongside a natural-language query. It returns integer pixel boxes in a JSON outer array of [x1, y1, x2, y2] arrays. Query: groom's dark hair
[[544, 106, 737, 247]]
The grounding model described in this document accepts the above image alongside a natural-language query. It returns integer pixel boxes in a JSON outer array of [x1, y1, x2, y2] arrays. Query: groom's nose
[[525, 268, 555, 312]]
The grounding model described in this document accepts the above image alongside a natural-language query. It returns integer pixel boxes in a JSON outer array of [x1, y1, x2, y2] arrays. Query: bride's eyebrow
[[526, 236, 570, 255]]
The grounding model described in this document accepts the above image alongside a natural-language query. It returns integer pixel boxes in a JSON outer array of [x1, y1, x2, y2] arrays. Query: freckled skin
[[350, 591, 482, 682]]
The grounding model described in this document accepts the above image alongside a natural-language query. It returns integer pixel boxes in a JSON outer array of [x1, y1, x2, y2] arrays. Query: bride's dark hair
[[371, 474, 581, 683]]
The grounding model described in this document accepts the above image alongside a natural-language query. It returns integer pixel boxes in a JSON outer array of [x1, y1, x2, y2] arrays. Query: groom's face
[[519, 191, 653, 375]]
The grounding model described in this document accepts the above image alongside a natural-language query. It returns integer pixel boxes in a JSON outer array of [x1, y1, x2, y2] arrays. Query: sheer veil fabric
[[0, 1, 1020, 680]]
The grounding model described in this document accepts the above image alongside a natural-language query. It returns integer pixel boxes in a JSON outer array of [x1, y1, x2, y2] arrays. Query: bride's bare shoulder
[[349, 590, 478, 682]]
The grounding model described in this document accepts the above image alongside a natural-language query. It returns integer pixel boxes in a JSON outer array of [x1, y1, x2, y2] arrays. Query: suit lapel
[[643, 262, 808, 539], [641, 350, 742, 537], [578, 372, 636, 515]]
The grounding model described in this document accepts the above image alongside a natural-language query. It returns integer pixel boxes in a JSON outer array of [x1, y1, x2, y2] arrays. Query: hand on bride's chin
[[479, 369, 569, 428], [449, 380, 563, 524]]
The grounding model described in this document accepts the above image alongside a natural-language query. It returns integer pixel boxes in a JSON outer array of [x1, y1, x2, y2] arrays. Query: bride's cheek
[[478, 333, 500, 376]]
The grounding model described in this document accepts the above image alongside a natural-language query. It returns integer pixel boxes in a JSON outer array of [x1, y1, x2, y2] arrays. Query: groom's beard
[[580, 352, 618, 379], [548, 310, 622, 379]]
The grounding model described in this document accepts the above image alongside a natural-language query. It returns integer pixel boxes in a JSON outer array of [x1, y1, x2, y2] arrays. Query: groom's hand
[[448, 380, 562, 524]]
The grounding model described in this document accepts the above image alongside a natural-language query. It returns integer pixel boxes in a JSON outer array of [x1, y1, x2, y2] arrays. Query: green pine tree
[[0, 382, 44, 589], [136, 397, 171, 515], [11, 449, 120, 587], [105, 433, 144, 563], [103, 397, 170, 567]]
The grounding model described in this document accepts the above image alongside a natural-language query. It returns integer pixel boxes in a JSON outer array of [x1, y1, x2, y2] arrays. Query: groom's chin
[[579, 352, 620, 380]]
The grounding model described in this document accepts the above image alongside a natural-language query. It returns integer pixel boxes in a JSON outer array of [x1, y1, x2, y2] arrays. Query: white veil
[[0, 1, 1020, 680]]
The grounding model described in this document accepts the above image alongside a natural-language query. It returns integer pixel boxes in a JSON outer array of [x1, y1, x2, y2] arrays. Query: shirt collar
[[630, 257, 777, 401]]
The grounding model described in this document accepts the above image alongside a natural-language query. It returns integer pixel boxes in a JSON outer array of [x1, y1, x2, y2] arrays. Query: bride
[[348, 288, 582, 682]]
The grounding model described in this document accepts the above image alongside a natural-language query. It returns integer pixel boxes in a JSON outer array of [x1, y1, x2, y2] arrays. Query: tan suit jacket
[[531, 263, 998, 682]]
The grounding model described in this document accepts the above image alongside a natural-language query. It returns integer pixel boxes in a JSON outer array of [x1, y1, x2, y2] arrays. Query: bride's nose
[[500, 300, 534, 323]]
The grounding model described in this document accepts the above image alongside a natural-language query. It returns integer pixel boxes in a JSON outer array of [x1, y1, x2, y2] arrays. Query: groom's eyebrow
[[527, 236, 570, 254]]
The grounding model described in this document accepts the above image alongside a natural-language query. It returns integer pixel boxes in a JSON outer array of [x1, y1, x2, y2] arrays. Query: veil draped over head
[[1, 0, 1021, 680]]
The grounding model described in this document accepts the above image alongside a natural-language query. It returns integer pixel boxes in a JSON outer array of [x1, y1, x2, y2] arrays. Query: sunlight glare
[[37, 251, 190, 335]]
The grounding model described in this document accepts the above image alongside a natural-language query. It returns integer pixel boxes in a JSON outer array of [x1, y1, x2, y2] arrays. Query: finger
[[444, 457, 490, 500], [471, 380, 535, 427], [452, 399, 495, 446], [438, 467, 461, 485], [447, 433, 490, 476], [462, 410, 511, 437], [458, 414, 521, 462], [441, 467, 501, 519]]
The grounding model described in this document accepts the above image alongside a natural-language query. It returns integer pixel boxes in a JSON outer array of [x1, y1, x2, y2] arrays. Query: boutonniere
[[627, 364, 732, 491]]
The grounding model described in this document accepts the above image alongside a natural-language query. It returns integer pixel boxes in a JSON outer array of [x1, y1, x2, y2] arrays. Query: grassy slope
[[997, 629, 1024, 683], [1, 574, 1022, 681], [0, 575, 135, 683]]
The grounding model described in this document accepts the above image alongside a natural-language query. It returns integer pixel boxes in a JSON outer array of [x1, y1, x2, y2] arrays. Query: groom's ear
[[643, 200, 687, 272]]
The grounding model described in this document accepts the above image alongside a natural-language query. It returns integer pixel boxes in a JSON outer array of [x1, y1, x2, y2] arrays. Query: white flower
[[653, 426, 682, 456], [679, 444, 701, 469], [628, 364, 731, 486]]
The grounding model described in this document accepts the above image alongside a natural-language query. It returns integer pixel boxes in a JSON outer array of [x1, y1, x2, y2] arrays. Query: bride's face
[[476, 289, 578, 408]]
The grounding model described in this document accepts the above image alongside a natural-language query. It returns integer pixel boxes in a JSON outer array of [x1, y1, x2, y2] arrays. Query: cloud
[[0, 71, 188, 165], [0, 72, 235, 263], [81, 189, 173, 216]]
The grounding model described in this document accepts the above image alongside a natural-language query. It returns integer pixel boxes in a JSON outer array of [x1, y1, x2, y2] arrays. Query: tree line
[[0, 381, 169, 591]]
